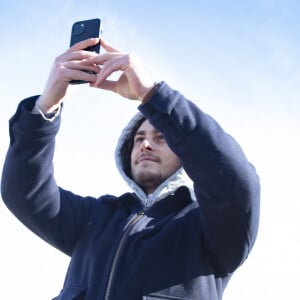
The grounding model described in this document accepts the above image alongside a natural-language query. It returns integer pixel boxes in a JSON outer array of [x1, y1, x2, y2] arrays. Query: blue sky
[[0, 1, 299, 299]]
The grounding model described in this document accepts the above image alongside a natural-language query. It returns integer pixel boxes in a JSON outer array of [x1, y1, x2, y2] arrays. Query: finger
[[63, 60, 100, 73], [57, 50, 99, 66], [90, 79, 117, 92], [51, 63, 98, 83], [100, 38, 121, 53], [94, 56, 129, 86], [69, 37, 100, 52], [67, 69, 98, 83], [54, 60, 99, 83], [83, 52, 122, 66]]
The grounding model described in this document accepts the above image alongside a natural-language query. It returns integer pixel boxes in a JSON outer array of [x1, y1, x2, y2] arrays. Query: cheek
[[130, 148, 137, 167], [169, 155, 181, 170], [162, 147, 181, 171]]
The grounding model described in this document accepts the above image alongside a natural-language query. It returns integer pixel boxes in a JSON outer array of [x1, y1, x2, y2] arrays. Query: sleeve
[[1, 96, 96, 256], [139, 82, 260, 271]]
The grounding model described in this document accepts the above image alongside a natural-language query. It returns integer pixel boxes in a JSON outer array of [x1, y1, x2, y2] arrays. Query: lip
[[137, 154, 158, 163]]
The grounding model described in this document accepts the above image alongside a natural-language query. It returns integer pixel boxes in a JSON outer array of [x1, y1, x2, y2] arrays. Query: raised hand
[[86, 39, 155, 101], [37, 38, 100, 113]]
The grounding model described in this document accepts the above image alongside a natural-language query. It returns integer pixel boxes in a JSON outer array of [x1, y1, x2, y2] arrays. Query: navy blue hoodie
[[1, 82, 260, 299]]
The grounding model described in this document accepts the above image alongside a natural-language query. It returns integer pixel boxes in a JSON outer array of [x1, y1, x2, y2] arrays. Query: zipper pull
[[138, 210, 145, 215], [144, 197, 149, 208]]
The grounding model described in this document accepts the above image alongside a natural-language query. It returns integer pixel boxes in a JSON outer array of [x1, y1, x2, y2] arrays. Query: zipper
[[104, 210, 145, 300], [145, 197, 149, 208]]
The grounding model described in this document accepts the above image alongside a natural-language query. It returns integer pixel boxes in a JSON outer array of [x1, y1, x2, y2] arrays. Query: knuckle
[[127, 53, 138, 67], [53, 56, 62, 64], [56, 63, 67, 77]]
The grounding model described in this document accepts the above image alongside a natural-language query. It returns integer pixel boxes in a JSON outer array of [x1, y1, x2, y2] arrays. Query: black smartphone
[[69, 18, 102, 84]]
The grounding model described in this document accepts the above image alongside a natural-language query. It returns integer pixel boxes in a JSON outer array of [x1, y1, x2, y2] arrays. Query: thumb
[[100, 38, 121, 53]]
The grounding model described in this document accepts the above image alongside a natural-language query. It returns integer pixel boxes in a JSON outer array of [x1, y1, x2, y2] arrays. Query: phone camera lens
[[74, 23, 85, 35]]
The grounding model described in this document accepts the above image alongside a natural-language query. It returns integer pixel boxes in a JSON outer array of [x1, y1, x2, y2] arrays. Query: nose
[[141, 139, 152, 151]]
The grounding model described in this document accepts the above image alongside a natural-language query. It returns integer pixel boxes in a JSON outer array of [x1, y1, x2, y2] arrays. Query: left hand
[[36, 38, 101, 113], [85, 39, 156, 101]]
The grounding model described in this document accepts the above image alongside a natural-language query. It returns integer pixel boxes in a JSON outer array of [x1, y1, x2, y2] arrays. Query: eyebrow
[[134, 129, 160, 137], [134, 130, 145, 136]]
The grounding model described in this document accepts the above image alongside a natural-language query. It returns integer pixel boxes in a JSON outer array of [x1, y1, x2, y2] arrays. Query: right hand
[[36, 38, 101, 113], [88, 39, 155, 102]]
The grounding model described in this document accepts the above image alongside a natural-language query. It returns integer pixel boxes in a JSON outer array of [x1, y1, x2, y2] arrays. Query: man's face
[[131, 119, 181, 194]]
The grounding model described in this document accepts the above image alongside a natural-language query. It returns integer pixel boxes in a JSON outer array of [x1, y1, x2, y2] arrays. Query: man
[[1, 38, 260, 300]]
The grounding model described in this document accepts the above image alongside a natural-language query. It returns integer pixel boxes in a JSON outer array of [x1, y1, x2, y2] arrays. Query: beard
[[132, 170, 165, 194]]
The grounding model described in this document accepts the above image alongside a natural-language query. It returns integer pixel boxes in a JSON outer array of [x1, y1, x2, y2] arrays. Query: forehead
[[135, 119, 158, 134]]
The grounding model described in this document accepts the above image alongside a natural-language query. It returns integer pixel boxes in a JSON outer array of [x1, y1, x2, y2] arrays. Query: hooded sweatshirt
[[115, 111, 195, 208], [1, 82, 260, 300]]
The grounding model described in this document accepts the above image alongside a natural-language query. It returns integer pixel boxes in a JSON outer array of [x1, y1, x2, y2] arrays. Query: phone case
[[70, 18, 101, 52], [69, 18, 102, 84]]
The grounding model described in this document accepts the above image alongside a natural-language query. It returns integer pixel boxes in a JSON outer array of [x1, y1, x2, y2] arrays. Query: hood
[[115, 112, 195, 207]]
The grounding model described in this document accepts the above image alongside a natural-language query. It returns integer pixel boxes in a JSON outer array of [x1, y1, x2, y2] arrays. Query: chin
[[133, 170, 164, 189]]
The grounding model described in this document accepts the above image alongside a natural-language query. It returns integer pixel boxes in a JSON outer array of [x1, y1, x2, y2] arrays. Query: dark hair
[[120, 116, 146, 178]]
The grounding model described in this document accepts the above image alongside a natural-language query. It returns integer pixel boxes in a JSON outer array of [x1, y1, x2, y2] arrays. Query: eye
[[134, 136, 144, 144], [156, 134, 165, 142]]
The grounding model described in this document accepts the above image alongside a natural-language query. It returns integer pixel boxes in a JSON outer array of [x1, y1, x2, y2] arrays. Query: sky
[[0, 0, 299, 299]]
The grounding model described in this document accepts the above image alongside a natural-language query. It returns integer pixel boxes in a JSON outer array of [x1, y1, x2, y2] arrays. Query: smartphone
[[69, 18, 102, 84]]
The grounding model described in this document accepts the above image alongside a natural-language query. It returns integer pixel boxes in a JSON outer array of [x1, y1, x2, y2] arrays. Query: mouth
[[137, 154, 158, 164]]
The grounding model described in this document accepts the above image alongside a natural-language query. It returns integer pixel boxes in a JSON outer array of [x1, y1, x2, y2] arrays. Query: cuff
[[34, 102, 62, 122]]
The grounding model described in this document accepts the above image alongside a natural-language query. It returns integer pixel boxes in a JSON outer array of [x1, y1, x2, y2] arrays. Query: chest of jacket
[[55, 189, 226, 300]]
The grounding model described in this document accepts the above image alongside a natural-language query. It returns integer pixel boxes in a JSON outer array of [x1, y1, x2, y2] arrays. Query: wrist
[[32, 96, 62, 122], [35, 96, 61, 114], [140, 82, 161, 104]]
